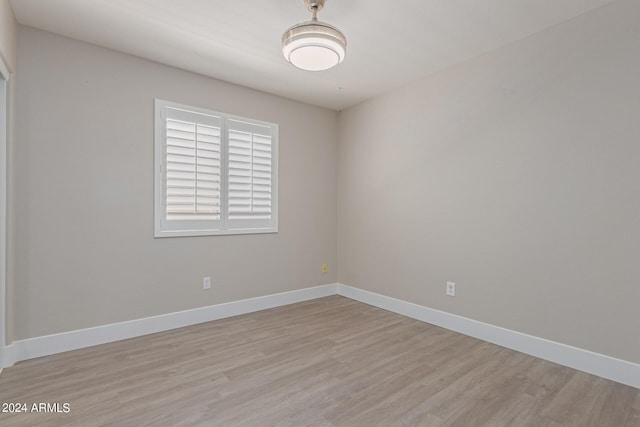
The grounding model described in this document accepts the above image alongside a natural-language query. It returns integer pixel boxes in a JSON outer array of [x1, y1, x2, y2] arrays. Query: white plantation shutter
[[155, 100, 278, 237], [227, 120, 274, 229], [165, 109, 221, 220]]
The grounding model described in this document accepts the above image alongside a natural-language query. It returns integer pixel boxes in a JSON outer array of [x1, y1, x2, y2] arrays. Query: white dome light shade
[[282, 21, 346, 71]]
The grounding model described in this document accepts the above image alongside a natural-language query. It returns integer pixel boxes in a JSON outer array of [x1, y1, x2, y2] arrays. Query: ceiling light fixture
[[282, 0, 347, 71]]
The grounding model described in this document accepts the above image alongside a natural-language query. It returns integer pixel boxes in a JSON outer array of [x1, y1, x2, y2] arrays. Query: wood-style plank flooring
[[0, 296, 638, 426]]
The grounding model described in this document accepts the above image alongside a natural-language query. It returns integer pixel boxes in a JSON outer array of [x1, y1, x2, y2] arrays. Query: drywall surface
[[338, 0, 640, 363], [0, 0, 16, 71], [12, 27, 338, 340], [0, 0, 16, 348]]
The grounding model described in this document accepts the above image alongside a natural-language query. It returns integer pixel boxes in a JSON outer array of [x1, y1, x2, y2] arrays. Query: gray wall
[[11, 27, 338, 340], [1, 0, 16, 347], [0, 0, 16, 71], [338, 0, 640, 364]]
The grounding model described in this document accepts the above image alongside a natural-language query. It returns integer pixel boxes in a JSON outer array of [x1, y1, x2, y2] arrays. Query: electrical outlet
[[203, 276, 211, 290], [446, 281, 456, 297], [322, 263, 328, 273]]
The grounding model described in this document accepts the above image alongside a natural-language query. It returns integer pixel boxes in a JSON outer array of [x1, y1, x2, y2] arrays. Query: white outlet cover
[[446, 281, 456, 296], [203, 277, 211, 289]]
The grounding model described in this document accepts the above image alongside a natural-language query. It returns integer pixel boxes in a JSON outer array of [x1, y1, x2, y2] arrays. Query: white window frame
[[154, 99, 278, 237]]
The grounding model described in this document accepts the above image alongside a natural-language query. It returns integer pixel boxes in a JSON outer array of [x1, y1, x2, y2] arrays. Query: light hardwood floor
[[0, 296, 638, 426]]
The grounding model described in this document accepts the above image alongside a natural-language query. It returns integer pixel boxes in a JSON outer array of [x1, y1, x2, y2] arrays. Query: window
[[154, 100, 278, 237]]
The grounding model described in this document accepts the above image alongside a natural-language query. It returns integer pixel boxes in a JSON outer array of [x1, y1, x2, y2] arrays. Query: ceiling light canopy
[[282, 0, 347, 71]]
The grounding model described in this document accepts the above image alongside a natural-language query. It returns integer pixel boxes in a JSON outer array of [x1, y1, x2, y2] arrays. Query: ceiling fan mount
[[304, 0, 326, 15]]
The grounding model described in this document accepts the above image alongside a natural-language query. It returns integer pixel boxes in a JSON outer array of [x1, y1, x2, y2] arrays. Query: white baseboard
[[4, 281, 638, 390], [1, 344, 15, 369], [336, 284, 640, 390], [7, 284, 337, 366]]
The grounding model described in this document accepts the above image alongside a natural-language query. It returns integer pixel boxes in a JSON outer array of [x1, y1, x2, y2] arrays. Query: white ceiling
[[10, 0, 615, 110]]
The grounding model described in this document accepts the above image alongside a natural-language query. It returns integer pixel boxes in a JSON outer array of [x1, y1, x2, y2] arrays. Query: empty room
[[0, 0, 638, 425]]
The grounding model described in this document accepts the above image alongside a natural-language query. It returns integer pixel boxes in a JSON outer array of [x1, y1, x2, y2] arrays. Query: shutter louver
[[165, 108, 221, 221], [228, 120, 273, 224]]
